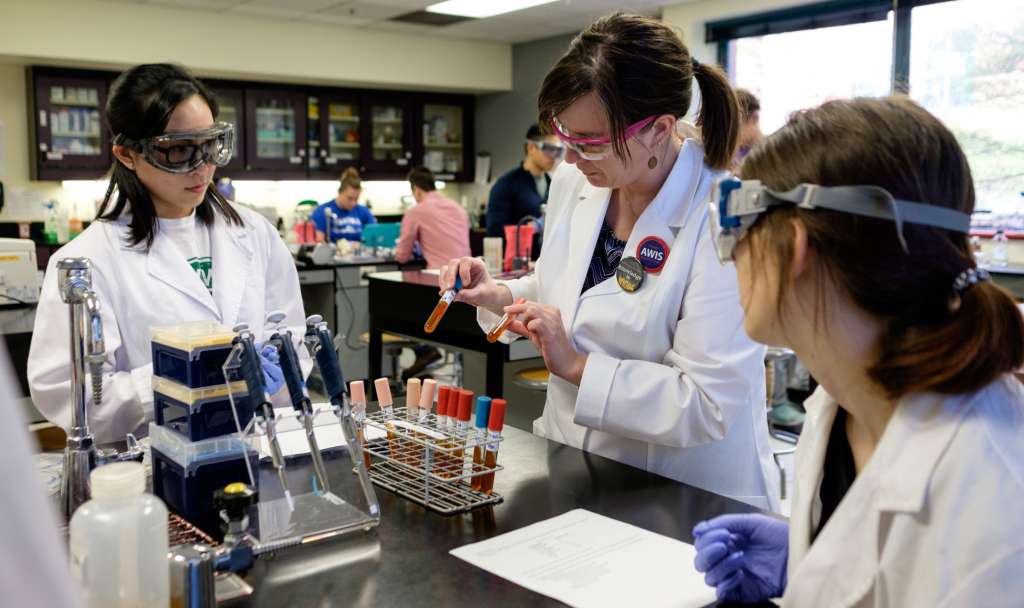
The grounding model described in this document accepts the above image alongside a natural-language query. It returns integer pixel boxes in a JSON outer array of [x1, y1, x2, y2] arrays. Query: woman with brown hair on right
[[692, 96, 1024, 605]]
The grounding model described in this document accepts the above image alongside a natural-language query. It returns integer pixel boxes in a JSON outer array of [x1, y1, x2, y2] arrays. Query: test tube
[[425, 276, 462, 333], [418, 379, 437, 425], [436, 386, 452, 430], [453, 389, 474, 466], [350, 380, 371, 469], [402, 378, 422, 465], [486, 297, 526, 343], [406, 378, 421, 422], [374, 378, 397, 459], [479, 399, 506, 494], [435, 386, 453, 476], [471, 396, 492, 491], [413, 379, 437, 468]]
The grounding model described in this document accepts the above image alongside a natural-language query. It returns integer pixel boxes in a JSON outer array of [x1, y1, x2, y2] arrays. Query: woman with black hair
[[28, 63, 307, 443]]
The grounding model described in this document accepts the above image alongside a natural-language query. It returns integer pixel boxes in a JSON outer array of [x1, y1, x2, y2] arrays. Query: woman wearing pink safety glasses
[[440, 13, 778, 510]]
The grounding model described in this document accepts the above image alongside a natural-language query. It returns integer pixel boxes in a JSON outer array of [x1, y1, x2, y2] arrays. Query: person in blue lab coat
[[311, 167, 376, 242], [484, 124, 564, 237]]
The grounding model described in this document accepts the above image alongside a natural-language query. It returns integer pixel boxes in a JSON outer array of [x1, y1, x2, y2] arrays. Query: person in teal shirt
[[311, 167, 376, 242]]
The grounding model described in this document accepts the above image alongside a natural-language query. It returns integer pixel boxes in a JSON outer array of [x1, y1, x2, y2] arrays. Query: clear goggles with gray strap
[[116, 122, 235, 174], [708, 178, 973, 263]]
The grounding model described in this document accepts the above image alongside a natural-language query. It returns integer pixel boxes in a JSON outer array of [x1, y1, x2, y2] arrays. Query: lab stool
[[419, 349, 464, 387], [360, 332, 416, 393], [513, 367, 549, 392]]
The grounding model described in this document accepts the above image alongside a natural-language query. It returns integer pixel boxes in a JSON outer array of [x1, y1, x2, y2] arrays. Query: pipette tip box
[[151, 321, 240, 389], [153, 376, 255, 441]]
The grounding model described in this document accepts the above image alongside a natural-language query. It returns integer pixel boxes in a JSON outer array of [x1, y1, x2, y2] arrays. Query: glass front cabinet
[[28, 68, 476, 183], [415, 95, 473, 182], [207, 82, 246, 176], [30, 68, 111, 180], [244, 88, 307, 177], [307, 92, 362, 179], [361, 95, 414, 177]]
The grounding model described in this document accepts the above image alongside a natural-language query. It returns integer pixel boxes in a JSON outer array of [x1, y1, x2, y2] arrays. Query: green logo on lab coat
[[189, 256, 213, 292]]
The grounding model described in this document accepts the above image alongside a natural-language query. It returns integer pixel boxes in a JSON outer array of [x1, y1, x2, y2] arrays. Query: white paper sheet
[[450, 509, 716, 608], [259, 403, 385, 459]]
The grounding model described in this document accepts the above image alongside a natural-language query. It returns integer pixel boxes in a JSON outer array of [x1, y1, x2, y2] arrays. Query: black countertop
[[240, 422, 760, 607]]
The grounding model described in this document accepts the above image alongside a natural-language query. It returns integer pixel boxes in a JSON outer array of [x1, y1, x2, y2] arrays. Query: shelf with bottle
[[372, 117, 403, 125], [424, 143, 463, 149], [50, 99, 99, 108], [256, 107, 296, 117], [51, 130, 102, 139], [330, 142, 360, 149], [329, 115, 360, 123]]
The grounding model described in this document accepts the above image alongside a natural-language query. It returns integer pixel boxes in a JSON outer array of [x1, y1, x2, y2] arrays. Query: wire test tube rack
[[361, 405, 503, 515]]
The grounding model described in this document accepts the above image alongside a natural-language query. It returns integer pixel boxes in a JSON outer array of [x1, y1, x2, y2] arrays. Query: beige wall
[[662, 0, 806, 63], [0, 0, 511, 93]]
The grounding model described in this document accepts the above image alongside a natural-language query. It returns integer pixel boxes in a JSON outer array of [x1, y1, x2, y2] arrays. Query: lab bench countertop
[[241, 422, 759, 607]]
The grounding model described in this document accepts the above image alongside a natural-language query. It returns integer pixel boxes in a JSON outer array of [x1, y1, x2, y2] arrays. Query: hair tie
[[953, 267, 990, 295], [691, 58, 701, 72]]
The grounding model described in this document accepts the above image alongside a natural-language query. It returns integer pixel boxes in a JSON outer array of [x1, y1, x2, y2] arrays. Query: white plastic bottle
[[69, 462, 169, 608], [991, 229, 1009, 267]]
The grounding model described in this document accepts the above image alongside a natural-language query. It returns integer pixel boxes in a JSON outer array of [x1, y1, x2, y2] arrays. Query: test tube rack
[[361, 406, 503, 515]]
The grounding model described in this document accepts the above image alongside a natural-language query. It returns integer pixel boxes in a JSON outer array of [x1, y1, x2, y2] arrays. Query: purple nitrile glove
[[692, 513, 789, 603]]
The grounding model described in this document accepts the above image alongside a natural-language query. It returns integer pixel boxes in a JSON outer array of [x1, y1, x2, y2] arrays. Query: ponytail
[[693, 61, 740, 170], [871, 281, 1024, 398], [340, 166, 362, 191]]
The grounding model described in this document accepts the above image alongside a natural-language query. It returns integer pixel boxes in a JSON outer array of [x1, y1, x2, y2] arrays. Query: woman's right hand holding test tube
[[438, 257, 512, 316]]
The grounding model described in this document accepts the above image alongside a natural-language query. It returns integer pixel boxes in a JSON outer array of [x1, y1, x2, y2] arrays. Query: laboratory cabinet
[[360, 93, 416, 178], [28, 67, 112, 180], [27, 67, 476, 182], [414, 93, 474, 183], [243, 88, 309, 178], [307, 91, 363, 179], [205, 81, 246, 177]]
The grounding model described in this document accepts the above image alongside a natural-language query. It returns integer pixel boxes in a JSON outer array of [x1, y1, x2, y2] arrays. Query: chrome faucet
[[57, 257, 143, 518]]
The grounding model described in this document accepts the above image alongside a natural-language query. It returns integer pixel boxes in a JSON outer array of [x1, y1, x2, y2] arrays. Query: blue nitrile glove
[[258, 343, 285, 395], [692, 513, 789, 603]]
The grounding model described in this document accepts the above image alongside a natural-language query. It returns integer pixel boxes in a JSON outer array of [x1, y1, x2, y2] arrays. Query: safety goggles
[[528, 139, 566, 160], [117, 122, 235, 174], [550, 115, 657, 161], [709, 178, 973, 263]]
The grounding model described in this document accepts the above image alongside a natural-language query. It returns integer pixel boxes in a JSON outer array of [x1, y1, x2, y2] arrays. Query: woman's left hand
[[505, 301, 588, 385]]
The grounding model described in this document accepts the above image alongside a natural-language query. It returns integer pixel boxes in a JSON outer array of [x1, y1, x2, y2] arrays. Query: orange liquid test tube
[[350, 380, 371, 469], [435, 386, 453, 477], [453, 389, 474, 467], [470, 396, 492, 491], [486, 297, 526, 343], [479, 399, 506, 494], [424, 276, 461, 333]]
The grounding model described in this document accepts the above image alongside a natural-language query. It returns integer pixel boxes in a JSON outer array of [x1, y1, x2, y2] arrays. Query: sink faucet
[[57, 257, 143, 519]]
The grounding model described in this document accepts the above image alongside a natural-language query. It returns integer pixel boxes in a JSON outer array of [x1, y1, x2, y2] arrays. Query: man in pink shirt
[[396, 166, 471, 268], [396, 167, 472, 380]]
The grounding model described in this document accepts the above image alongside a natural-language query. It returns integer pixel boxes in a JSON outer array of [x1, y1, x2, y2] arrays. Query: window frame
[[709, 0, 959, 94]]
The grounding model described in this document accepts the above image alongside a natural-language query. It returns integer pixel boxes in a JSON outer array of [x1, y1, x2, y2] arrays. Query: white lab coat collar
[[787, 386, 977, 606], [563, 141, 718, 313], [114, 209, 254, 326]]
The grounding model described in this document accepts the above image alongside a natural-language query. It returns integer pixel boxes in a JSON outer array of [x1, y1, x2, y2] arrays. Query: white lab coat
[[479, 140, 779, 510], [783, 376, 1024, 607], [0, 347, 81, 608], [28, 204, 310, 444]]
